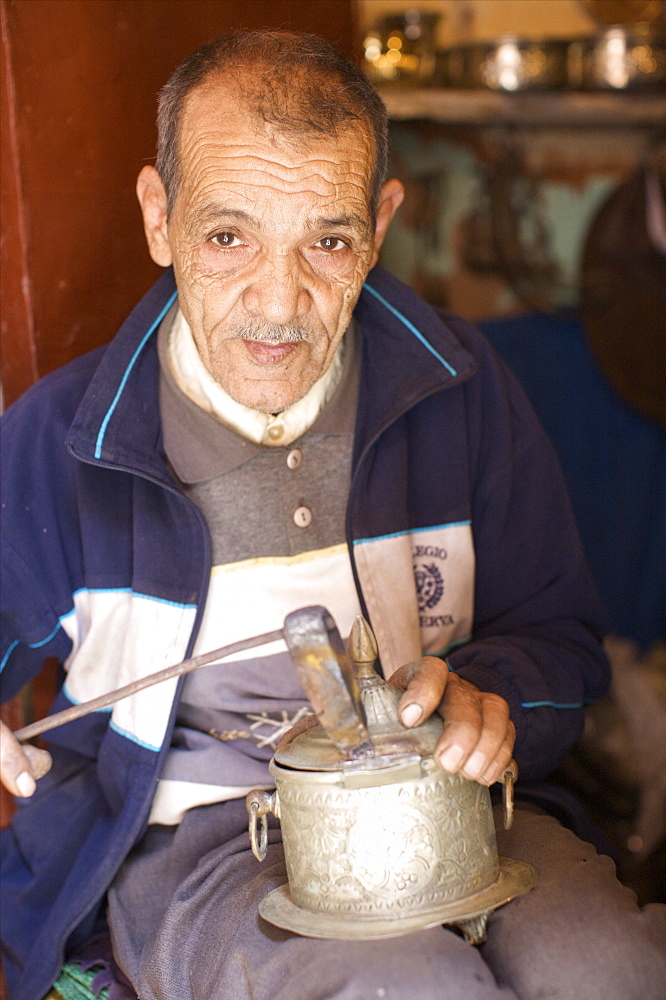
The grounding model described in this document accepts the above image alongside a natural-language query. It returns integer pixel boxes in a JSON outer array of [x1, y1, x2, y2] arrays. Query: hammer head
[[283, 606, 372, 759]]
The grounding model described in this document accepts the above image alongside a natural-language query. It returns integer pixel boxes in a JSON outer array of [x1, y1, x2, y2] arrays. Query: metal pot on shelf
[[444, 36, 572, 91], [246, 607, 536, 943], [569, 22, 666, 90]]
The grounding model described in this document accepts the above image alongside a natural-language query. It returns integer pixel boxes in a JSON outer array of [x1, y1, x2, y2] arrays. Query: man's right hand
[[0, 719, 52, 797]]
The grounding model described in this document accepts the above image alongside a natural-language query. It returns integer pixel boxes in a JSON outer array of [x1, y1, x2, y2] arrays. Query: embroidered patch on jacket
[[351, 522, 474, 666], [413, 543, 454, 629]]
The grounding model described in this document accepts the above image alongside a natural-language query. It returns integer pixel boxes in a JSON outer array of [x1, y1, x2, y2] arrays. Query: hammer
[[13, 606, 370, 765]]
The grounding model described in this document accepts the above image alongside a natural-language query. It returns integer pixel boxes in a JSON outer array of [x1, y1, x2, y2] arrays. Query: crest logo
[[414, 561, 444, 611]]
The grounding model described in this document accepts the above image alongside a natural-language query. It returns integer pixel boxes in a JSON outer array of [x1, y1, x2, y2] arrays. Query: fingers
[[275, 713, 319, 749], [389, 658, 514, 784], [0, 720, 51, 797], [23, 744, 53, 780], [391, 657, 449, 729], [433, 673, 515, 785]]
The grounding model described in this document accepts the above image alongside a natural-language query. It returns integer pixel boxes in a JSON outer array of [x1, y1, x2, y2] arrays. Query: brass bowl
[[249, 743, 536, 943], [246, 613, 536, 943]]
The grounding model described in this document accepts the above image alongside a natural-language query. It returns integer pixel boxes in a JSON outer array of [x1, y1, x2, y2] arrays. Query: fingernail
[[482, 762, 501, 785], [400, 703, 422, 728], [463, 750, 487, 779], [438, 745, 464, 772], [16, 771, 36, 797]]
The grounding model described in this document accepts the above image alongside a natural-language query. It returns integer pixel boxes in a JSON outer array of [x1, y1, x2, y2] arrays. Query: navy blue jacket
[[1, 266, 609, 1000]]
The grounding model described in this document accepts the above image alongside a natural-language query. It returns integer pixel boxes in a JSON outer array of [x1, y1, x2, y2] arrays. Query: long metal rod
[[14, 627, 285, 743]]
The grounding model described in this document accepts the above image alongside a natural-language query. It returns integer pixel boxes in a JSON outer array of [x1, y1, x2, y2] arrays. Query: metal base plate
[[259, 856, 537, 940]]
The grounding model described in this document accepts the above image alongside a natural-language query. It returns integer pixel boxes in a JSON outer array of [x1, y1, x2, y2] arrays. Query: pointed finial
[[349, 615, 379, 677]]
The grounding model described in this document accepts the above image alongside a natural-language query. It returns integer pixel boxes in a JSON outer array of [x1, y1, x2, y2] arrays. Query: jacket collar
[[355, 266, 476, 455], [67, 269, 179, 480], [67, 265, 476, 477]]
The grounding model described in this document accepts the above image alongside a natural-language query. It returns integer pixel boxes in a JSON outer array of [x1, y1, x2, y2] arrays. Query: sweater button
[[287, 449, 302, 470], [293, 506, 312, 528]]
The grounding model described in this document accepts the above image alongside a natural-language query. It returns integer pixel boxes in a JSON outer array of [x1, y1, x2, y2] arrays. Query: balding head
[[156, 29, 389, 220]]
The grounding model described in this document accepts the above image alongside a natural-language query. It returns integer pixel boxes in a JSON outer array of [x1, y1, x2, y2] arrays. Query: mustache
[[235, 323, 310, 344]]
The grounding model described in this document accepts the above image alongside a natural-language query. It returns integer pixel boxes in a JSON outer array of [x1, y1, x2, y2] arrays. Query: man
[[1, 29, 664, 1000]]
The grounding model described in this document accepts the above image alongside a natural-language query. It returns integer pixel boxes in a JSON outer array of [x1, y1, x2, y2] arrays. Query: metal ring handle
[[246, 790, 277, 861], [249, 800, 268, 862], [498, 760, 518, 830]]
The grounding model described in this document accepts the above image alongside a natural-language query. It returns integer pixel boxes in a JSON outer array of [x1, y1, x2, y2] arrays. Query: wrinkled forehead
[[176, 76, 377, 211]]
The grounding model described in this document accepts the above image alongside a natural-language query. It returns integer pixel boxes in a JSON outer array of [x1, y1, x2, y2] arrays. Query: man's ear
[[136, 165, 173, 267], [371, 178, 405, 265]]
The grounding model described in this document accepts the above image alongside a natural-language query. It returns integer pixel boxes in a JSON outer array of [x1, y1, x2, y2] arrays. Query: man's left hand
[[392, 656, 515, 786], [278, 656, 514, 785]]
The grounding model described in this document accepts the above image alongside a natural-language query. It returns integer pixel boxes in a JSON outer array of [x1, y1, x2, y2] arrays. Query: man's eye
[[210, 232, 244, 248], [314, 237, 347, 252]]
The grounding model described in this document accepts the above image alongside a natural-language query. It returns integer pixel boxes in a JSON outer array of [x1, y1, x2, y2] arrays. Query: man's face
[[138, 80, 402, 413]]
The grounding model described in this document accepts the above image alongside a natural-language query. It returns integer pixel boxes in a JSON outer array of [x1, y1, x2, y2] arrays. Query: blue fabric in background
[[478, 311, 666, 649]]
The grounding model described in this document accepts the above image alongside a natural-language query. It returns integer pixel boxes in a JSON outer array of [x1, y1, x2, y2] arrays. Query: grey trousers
[[108, 799, 666, 1000]]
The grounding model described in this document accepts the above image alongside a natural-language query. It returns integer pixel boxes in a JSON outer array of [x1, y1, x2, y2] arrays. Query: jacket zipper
[[345, 370, 476, 664]]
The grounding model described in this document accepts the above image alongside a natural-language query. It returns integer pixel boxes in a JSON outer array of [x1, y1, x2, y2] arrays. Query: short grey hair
[[156, 29, 389, 219]]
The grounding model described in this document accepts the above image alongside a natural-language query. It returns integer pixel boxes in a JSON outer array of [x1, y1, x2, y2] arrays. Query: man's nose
[[242, 254, 310, 325]]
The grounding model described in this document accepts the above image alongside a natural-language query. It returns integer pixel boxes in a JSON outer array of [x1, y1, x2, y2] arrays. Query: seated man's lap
[[107, 801, 666, 1000], [487, 806, 666, 1000]]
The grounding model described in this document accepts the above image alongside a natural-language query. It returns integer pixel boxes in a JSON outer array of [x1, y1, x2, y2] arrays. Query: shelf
[[379, 88, 666, 127]]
